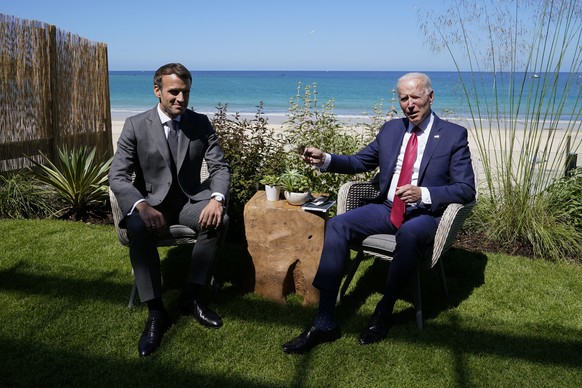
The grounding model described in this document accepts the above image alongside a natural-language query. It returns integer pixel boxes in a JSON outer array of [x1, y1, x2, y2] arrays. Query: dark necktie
[[390, 126, 420, 229], [167, 120, 179, 166]]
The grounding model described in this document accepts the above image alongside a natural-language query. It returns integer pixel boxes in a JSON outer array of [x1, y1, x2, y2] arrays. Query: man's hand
[[301, 146, 325, 167], [395, 184, 422, 204], [136, 202, 166, 236], [199, 198, 224, 230]]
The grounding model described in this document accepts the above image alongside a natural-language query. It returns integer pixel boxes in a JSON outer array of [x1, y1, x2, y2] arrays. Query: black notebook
[[301, 198, 336, 213]]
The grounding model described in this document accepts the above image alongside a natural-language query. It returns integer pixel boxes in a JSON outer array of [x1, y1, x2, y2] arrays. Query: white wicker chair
[[336, 165, 476, 331], [110, 160, 209, 308]]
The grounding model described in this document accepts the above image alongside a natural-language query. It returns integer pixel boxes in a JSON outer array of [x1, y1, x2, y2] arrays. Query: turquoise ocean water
[[109, 71, 580, 123]]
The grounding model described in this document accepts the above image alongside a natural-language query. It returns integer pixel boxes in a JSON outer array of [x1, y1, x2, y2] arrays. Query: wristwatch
[[212, 194, 225, 204]]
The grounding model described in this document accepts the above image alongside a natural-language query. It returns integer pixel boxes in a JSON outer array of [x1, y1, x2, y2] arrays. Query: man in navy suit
[[109, 63, 231, 357], [282, 72, 476, 353]]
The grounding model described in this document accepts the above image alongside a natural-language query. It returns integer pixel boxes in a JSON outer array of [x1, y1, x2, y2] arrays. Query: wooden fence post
[[48, 24, 58, 163]]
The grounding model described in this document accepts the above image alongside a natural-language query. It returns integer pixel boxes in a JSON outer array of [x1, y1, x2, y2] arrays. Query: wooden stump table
[[244, 191, 328, 306]]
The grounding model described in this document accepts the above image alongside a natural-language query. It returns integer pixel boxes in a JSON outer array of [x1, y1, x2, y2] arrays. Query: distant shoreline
[[111, 108, 579, 130]]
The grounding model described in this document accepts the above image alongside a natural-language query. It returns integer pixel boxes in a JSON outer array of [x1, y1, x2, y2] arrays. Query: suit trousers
[[312, 201, 438, 309], [125, 197, 229, 302]]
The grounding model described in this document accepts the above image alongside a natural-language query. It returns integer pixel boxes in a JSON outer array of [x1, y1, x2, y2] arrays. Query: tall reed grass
[[422, 0, 582, 260]]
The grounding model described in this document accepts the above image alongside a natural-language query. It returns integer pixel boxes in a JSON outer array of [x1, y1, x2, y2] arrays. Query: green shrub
[[545, 168, 582, 232], [468, 185, 582, 261], [0, 171, 55, 219], [213, 85, 388, 237], [283, 82, 377, 197], [212, 103, 287, 238], [27, 146, 112, 220]]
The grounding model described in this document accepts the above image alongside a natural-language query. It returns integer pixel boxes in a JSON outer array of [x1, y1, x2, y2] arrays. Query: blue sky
[[2, 0, 461, 71]]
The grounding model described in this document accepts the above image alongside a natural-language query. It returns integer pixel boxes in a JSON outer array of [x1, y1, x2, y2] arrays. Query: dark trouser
[[125, 198, 229, 303], [313, 201, 437, 313]]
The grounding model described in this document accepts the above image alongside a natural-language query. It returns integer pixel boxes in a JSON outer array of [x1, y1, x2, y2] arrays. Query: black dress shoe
[[282, 325, 341, 354], [180, 299, 223, 328], [359, 312, 392, 345], [138, 312, 168, 357]]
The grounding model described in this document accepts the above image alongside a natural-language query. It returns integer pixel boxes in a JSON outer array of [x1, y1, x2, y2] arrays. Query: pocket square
[[434, 135, 440, 138]]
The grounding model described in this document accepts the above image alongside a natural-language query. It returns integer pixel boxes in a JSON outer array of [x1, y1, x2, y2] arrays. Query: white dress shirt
[[128, 105, 223, 215], [320, 113, 434, 206]]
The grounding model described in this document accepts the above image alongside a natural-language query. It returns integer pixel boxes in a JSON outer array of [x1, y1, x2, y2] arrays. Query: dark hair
[[153, 63, 192, 88]]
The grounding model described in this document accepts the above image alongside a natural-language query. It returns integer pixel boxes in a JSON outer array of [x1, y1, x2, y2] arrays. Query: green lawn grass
[[1, 219, 581, 387]]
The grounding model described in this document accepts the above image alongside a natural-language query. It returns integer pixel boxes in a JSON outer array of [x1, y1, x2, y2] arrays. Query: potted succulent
[[259, 174, 281, 201], [279, 169, 311, 205]]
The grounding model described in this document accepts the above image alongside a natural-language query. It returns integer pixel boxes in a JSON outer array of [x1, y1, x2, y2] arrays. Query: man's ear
[[154, 84, 161, 99]]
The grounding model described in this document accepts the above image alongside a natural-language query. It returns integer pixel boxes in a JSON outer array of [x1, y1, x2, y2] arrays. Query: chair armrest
[[200, 159, 209, 183], [109, 188, 130, 246], [430, 201, 475, 268], [337, 181, 381, 215]]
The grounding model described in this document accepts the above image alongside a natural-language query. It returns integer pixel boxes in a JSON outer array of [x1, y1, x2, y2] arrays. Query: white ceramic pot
[[284, 191, 311, 206], [265, 185, 281, 201]]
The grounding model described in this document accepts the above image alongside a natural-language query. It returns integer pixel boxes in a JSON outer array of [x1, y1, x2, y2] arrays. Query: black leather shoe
[[282, 325, 341, 354], [180, 299, 223, 328], [138, 312, 168, 357], [359, 312, 392, 345]]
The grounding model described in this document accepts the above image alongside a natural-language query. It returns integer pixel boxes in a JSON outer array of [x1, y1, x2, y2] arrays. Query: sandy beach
[[111, 114, 581, 183]]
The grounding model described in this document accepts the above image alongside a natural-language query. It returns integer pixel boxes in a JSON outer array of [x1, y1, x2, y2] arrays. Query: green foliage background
[[213, 83, 382, 238]]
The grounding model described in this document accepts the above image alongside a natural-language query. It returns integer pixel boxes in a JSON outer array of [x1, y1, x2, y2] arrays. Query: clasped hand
[[395, 184, 421, 204], [137, 199, 224, 236]]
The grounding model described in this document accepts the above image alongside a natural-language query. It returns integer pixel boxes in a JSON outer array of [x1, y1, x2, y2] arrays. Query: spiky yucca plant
[[28, 146, 112, 220]]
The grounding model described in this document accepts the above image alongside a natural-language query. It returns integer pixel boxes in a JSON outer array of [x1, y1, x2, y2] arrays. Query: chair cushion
[[168, 224, 197, 238], [361, 234, 396, 259], [156, 225, 198, 247]]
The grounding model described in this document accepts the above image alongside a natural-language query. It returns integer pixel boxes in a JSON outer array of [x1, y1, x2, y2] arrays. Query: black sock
[[314, 289, 337, 330], [147, 298, 166, 317], [181, 283, 201, 302], [374, 296, 395, 317]]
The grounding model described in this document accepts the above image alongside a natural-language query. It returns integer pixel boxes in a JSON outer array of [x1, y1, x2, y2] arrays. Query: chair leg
[[414, 269, 423, 332], [337, 250, 365, 303], [210, 276, 222, 294], [437, 259, 449, 304], [128, 281, 138, 308]]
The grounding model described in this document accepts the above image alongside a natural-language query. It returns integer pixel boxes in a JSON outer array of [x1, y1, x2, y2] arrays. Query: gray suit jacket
[[108, 106, 231, 219]]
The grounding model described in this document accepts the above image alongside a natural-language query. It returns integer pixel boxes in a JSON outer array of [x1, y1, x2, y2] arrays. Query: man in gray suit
[[109, 63, 231, 357]]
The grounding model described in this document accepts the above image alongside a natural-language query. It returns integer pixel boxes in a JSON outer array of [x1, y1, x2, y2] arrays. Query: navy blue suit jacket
[[327, 114, 476, 214]]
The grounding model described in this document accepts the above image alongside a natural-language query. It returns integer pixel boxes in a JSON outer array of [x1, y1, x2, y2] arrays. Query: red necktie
[[390, 127, 419, 229]]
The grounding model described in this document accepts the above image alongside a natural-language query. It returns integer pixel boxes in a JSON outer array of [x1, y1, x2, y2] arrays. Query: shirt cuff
[[319, 153, 332, 171], [211, 192, 225, 203], [128, 198, 146, 216], [420, 187, 431, 205]]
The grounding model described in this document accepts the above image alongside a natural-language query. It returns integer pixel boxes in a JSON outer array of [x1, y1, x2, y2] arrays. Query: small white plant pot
[[265, 185, 281, 201], [284, 191, 311, 206]]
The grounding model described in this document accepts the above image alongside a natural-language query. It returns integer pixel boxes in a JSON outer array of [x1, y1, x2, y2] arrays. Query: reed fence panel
[[0, 14, 112, 173]]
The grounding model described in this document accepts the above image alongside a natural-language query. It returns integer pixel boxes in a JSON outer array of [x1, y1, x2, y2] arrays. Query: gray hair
[[398, 72, 433, 94]]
